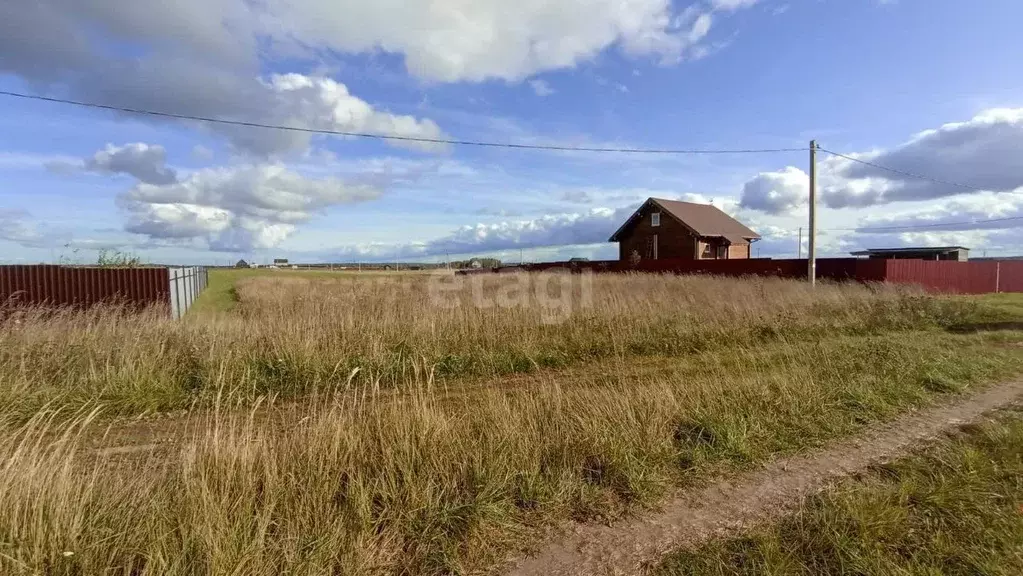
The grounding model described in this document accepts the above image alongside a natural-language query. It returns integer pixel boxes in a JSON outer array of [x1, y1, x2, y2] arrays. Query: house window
[[717, 245, 728, 259], [651, 212, 661, 227]]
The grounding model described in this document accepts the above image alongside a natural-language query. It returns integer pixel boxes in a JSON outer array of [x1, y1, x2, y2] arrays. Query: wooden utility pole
[[808, 140, 818, 286], [798, 227, 802, 259]]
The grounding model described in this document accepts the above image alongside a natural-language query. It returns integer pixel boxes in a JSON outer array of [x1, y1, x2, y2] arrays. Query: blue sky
[[2, 0, 1023, 264]]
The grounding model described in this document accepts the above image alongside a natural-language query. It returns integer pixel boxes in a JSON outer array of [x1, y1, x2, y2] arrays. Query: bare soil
[[502, 378, 1023, 576]]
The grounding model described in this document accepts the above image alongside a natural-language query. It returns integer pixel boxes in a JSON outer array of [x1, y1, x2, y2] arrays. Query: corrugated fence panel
[[996, 261, 1023, 293], [882, 260, 998, 294], [166, 267, 207, 319], [0, 265, 189, 315], [464, 258, 1023, 295]]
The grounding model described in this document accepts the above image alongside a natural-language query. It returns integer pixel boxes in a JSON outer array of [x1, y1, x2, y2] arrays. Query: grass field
[[0, 271, 998, 419], [658, 409, 1023, 575], [1, 272, 1022, 574]]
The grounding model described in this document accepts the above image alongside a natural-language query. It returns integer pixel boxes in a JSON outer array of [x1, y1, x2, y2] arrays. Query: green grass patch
[[658, 410, 1023, 576]]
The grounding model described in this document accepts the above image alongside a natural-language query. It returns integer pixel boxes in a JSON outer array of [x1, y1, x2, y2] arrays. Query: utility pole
[[808, 140, 818, 286], [798, 227, 802, 259]]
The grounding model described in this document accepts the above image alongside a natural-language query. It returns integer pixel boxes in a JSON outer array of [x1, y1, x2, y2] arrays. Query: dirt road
[[504, 378, 1023, 576]]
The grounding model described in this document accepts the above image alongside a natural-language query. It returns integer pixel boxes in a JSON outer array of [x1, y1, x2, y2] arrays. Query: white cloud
[[853, 192, 1023, 234], [739, 166, 807, 215], [267, 1, 734, 82], [0, 209, 45, 247], [2, 0, 756, 92], [710, 0, 759, 13], [735, 108, 1023, 217], [119, 164, 381, 251], [259, 74, 447, 154], [0, 2, 445, 157], [529, 79, 555, 97], [52, 143, 179, 185], [821, 108, 1023, 207]]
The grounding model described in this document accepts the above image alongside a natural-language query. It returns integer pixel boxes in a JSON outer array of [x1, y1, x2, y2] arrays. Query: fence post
[[996, 262, 1001, 294], [173, 268, 182, 319]]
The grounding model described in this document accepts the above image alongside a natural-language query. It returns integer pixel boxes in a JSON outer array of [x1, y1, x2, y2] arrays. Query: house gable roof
[[608, 198, 761, 243]]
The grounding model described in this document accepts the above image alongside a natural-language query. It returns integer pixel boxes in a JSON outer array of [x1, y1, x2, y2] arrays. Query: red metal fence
[[465, 258, 1023, 295], [1, 265, 210, 316]]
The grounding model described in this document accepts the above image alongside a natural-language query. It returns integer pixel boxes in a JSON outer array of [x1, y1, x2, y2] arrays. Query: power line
[[818, 148, 989, 194], [0, 90, 807, 155], [822, 215, 1023, 233]]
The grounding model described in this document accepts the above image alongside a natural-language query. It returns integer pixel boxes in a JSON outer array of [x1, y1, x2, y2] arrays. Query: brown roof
[[609, 198, 760, 243]]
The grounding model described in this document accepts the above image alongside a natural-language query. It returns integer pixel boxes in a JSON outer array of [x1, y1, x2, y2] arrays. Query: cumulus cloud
[[0, 3, 445, 157], [3, 0, 755, 91], [49, 143, 179, 185], [0, 0, 768, 157], [265, 1, 738, 81], [739, 166, 807, 214], [735, 108, 1023, 215], [119, 164, 381, 251], [821, 108, 1023, 207]]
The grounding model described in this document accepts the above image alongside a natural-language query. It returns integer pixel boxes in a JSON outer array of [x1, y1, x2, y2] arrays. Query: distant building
[[470, 259, 482, 269], [850, 246, 969, 261], [609, 198, 760, 261], [234, 259, 249, 268], [273, 258, 289, 266]]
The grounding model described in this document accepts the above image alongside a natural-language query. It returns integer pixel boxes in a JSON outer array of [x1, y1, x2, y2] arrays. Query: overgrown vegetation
[[0, 274, 990, 418], [2, 332, 1022, 575], [658, 410, 1023, 575], [1, 275, 1022, 574]]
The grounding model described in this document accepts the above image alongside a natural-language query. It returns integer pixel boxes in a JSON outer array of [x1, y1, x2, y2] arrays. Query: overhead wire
[[5, 89, 1017, 238], [0, 90, 807, 155], [814, 148, 1013, 233], [820, 215, 1023, 234], [817, 148, 989, 194]]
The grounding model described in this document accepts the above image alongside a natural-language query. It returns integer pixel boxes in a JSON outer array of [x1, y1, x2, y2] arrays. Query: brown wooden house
[[609, 198, 760, 261]]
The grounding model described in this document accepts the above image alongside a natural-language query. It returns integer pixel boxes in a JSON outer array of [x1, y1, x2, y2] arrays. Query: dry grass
[[2, 331, 1022, 575], [1, 274, 1022, 574], [0, 273, 983, 419], [0, 272, 1021, 574]]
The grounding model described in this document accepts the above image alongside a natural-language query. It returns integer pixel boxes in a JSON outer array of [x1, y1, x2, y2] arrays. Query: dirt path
[[83, 354, 702, 455], [503, 378, 1023, 576]]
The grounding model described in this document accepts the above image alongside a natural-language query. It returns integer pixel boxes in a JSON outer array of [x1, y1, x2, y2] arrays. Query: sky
[[2, 0, 1023, 265]]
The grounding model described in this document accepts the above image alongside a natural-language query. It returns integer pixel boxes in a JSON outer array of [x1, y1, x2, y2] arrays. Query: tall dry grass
[[1, 331, 1020, 575], [0, 273, 980, 419], [0, 273, 1020, 574]]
